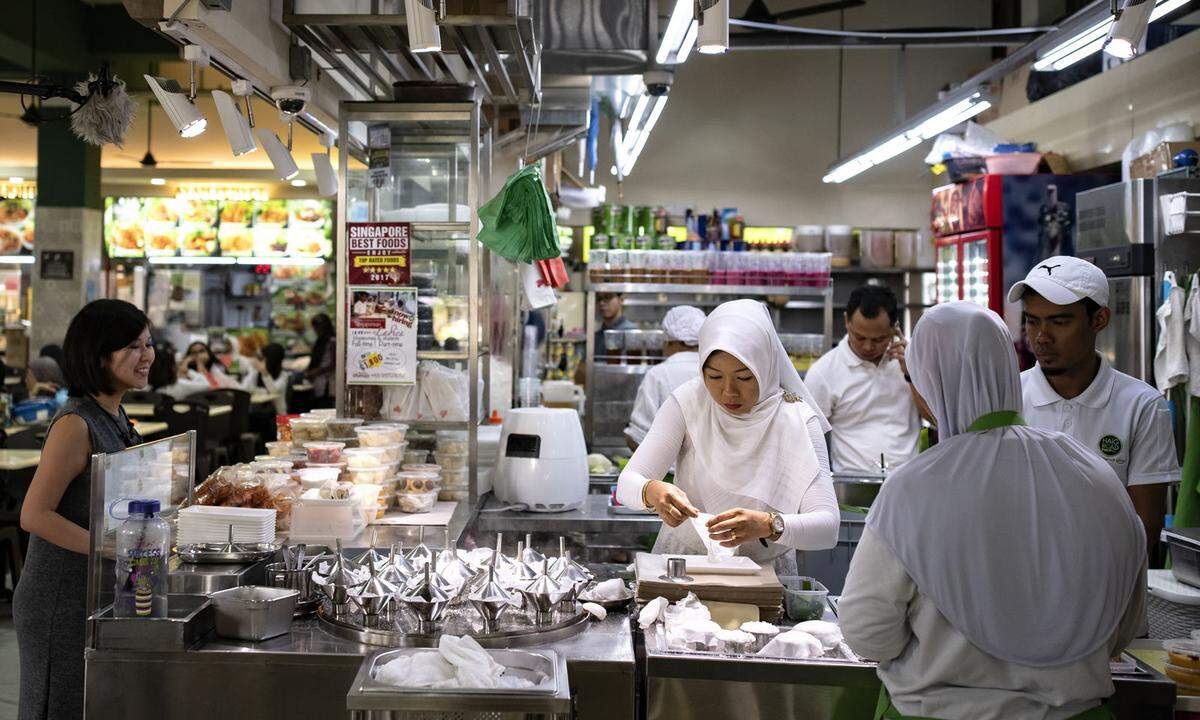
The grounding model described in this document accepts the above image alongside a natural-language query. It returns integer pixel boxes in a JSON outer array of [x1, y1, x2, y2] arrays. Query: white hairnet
[[662, 306, 705, 346]]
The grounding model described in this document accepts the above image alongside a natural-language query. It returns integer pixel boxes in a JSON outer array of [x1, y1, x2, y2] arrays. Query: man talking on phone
[[805, 285, 923, 473]]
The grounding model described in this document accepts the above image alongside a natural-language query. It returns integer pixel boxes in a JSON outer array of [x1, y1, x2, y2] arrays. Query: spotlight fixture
[[1104, 0, 1155, 60], [144, 75, 206, 138], [255, 128, 299, 181], [404, 0, 442, 53], [312, 132, 339, 197], [698, 0, 729, 55], [211, 79, 257, 157]]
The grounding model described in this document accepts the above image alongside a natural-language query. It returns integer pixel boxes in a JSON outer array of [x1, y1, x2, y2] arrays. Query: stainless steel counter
[[85, 609, 636, 720], [473, 492, 662, 535]]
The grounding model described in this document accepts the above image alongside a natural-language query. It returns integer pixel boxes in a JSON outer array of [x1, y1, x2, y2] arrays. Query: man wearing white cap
[[624, 306, 705, 450], [1010, 255, 1179, 551]]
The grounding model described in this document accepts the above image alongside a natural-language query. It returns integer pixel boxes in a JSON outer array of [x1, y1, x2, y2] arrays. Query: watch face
[[771, 514, 784, 533]]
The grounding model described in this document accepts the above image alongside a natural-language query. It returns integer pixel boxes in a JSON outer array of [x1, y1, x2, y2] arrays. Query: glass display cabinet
[[336, 86, 519, 506]]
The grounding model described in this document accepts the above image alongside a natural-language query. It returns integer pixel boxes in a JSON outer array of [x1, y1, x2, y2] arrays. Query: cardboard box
[[1131, 141, 1200, 179]]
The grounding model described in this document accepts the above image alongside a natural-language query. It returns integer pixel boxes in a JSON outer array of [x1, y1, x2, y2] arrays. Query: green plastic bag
[[477, 164, 561, 263]]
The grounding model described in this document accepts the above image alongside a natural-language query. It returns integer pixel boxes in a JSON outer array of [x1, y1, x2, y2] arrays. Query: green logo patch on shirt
[[1098, 435, 1122, 457]]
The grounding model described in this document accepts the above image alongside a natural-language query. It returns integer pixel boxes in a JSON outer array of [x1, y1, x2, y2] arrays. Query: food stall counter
[[473, 492, 662, 536]]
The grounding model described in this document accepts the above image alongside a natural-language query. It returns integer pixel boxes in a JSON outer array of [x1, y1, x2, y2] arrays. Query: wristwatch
[[761, 512, 784, 545]]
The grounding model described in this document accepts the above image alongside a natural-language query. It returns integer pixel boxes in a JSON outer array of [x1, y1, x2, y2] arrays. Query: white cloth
[[1186, 273, 1200, 395], [854, 302, 1144, 670], [1155, 271, 1188, 393], [624, 351, 700, 445], [804, 340, 920, 472], [841, 528, 1146, 720], [662, 305, 705, 345], [615, 390, 839, 563], [1022, 356, 1180, 487]]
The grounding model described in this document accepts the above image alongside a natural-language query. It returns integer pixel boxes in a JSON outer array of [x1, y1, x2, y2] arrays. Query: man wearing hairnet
[[624, 306, 705, 450]]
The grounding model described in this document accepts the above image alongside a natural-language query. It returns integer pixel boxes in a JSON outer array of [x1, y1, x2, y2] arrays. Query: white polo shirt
[[804, 340, 921, 473], [1021, 356, 1180, 487]]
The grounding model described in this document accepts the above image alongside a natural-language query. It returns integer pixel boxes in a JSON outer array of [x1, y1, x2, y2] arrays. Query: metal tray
[[91, 594, 213, 651], [210, 586, 299, 642], [177, 543, 280, 564], [346, 648, 570, 714], [317, 602, 592, 649], [644, 623, 866, 665]]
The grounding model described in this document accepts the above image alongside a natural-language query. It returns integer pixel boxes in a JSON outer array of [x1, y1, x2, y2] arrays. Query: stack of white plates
[[178, 506, 276, 546]]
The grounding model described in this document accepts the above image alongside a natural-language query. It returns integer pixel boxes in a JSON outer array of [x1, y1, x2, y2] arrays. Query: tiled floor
[[0, 618, 19, 720]]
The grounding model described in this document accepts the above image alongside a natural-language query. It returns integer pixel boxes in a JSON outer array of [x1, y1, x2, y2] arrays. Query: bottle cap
[[127, 499, 161, 516]]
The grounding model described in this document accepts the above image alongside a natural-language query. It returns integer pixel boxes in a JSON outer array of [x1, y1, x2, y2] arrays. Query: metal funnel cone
[[468, 565, 516, 634], [520, 533, 545, 566], [398, 564, 450, 633], [351, 559, 397, 616], [407, 526, 433, 567], [520, 558, 567, 624], [380, 542, 415, 586]]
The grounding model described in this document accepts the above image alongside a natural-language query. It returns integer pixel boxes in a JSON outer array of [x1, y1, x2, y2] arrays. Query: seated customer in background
[[38, 344, 65, 368], [24, 356, 64, 399], [804, 285, 921, 473], [179, 341, 237, 390], [148, 341, 212, 400], [241, 343, 290, 415]]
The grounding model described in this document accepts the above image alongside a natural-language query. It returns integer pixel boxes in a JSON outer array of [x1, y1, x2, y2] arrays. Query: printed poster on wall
[[347, 286, 417, 385], [347, 221, 411, 285]]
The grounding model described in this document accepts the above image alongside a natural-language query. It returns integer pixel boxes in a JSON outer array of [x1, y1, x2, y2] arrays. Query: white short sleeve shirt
[[804, 340, 921, 473], [1021, 357, 1180, 487], [623, 351, 700, 445]]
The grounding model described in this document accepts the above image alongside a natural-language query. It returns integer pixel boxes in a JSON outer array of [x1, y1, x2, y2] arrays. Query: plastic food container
[[1165, 663, 1200, 695], [287, 454, 309, 469], [859, 229, 894, 269], [825, 225, 854, 267], [402, 463, 442, 475], [436, 430, 469, 454], [210, 586, 299, 642], [343, 447, 387, 469], [893, 230, 919, 268], [304, 461, 346, 483], [308, 408, 338, 419], [433, 451, 468, 471], [397, 491, 438, 514], [376, 443, 408, 465], [290, 417, 330, 442], [295, 466, 342, 489], [403, 449, 428, 466], [779, 576, 829, 622], [346, 466, 389, 485], [793, 225, 824, 253], [985, 152, 1042, 175], [325, 417, 364, 440], [440, 467, 468, 489], [1167, 639, 1200, 669], [355, 423, 408, 447], [265, 441, 293, 458], [250, 459, 294, 474], [395, 471, 441, 494], [304, 441, 345, 465]]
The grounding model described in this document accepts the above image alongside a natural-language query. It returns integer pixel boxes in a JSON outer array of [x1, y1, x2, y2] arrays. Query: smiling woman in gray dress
[[15, 300, 152, 720]]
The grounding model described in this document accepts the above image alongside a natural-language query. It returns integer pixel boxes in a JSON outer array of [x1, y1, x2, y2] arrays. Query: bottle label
[[126, 547, 162, 617]]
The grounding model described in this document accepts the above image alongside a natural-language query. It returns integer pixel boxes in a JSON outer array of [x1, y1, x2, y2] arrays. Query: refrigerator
[[1075, 171, 1200, 386], [931, 173, 1110, 338]]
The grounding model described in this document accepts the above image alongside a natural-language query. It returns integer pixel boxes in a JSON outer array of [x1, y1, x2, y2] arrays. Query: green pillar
[[32, 110, 104, 354]]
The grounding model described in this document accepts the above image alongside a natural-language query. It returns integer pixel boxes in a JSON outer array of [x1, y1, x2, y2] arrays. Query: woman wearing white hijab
[[616, 299, 839, 569], [839, 302, 1146, 720]]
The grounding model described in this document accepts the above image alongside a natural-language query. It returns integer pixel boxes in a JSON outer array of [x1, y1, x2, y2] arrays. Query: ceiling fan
[[114, 99, 208, 168], [741, 0, 866, 24]]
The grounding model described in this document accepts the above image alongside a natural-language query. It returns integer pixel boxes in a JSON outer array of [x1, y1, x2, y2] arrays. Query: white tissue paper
[[690, 513, 737, 563], [758, 630, 825, 660], [794, 621, 843, 651], [581, 602, 607, 621], [665, 618, 723, 651], [638, 596, 670, 629], [373, 635, 540, 690], [580, 578, 629, 602]]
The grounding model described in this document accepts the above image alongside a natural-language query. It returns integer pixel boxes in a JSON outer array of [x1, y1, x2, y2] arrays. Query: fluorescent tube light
[[147, 256, 236, 265], [677, 21, 699, 63], [657, 0, 696, 64], [235, 256, 325, 266], [0, 256, 35, 265], [1034, 0, 1185, 71]]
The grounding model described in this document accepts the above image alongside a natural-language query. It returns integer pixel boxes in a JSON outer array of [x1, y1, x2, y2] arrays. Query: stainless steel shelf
[[832, 266, 935, 275], [410, 222, 472, 233], [593, 363, 657, 375], [585, 282, 831, 296]]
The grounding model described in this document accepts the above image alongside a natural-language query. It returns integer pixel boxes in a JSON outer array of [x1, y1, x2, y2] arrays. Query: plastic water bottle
[[114, 499, 170, 618]]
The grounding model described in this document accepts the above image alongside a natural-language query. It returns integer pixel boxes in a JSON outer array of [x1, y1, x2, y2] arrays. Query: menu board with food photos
[[0, 199, 34, 256], [103, 197, 333, 259]]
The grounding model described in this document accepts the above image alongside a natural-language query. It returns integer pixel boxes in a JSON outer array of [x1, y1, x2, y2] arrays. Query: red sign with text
[[347, 222, 411, 285]]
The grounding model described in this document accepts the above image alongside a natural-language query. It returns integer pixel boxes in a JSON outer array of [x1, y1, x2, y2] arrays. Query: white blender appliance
[[494, 408, 588, 512]]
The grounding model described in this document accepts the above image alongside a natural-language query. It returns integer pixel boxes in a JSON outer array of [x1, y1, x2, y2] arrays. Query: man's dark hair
[[846, 285, 899, 326], [39, 343, 65, 366], [63, 299, 150, 398]]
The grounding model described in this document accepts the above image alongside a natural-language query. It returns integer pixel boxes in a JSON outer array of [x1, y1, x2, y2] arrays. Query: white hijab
[[671, 299, 829, 513], [868, 302, 1144, 667]]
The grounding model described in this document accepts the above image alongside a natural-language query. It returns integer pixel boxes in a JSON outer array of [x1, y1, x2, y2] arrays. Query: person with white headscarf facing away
[[616, 299, 839, 572], [624, 305, 706, 450], [839, 302, 1146, 720]]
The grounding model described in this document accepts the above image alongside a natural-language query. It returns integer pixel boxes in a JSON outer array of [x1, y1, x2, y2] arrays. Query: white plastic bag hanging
[[522, 262, 557, 310], [1155, 271, 1188, 393]]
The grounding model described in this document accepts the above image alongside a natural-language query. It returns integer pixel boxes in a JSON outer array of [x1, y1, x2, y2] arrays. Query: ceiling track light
[[697, 0, 729, 55], [1034, 0, 1186, 71], [405, 0, 443, 53], [212, 79, 257, 157], [1104, 0, 1155, 60], [312, 131, 339, 197], [144, 74, 207, 138]]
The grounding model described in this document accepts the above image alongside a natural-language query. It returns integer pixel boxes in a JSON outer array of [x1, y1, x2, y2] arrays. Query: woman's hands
[[643, 480, 699, 528], [707, 509, 774, 548]]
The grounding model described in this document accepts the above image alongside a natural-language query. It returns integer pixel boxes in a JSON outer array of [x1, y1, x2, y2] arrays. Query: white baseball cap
[[1007, 255, 1109, 308]]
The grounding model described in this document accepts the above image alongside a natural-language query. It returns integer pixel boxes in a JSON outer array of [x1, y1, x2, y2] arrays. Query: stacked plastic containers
[[434, 430, 469, 501], [589, 249, 832, 288]]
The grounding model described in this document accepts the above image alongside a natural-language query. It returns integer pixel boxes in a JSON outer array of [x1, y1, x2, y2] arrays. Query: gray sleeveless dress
[[14, 397, 140, 720]]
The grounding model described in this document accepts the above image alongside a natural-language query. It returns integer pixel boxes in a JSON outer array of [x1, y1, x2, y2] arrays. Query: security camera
[[270, 85, 311, 116], [643, 70, 673, 97]]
